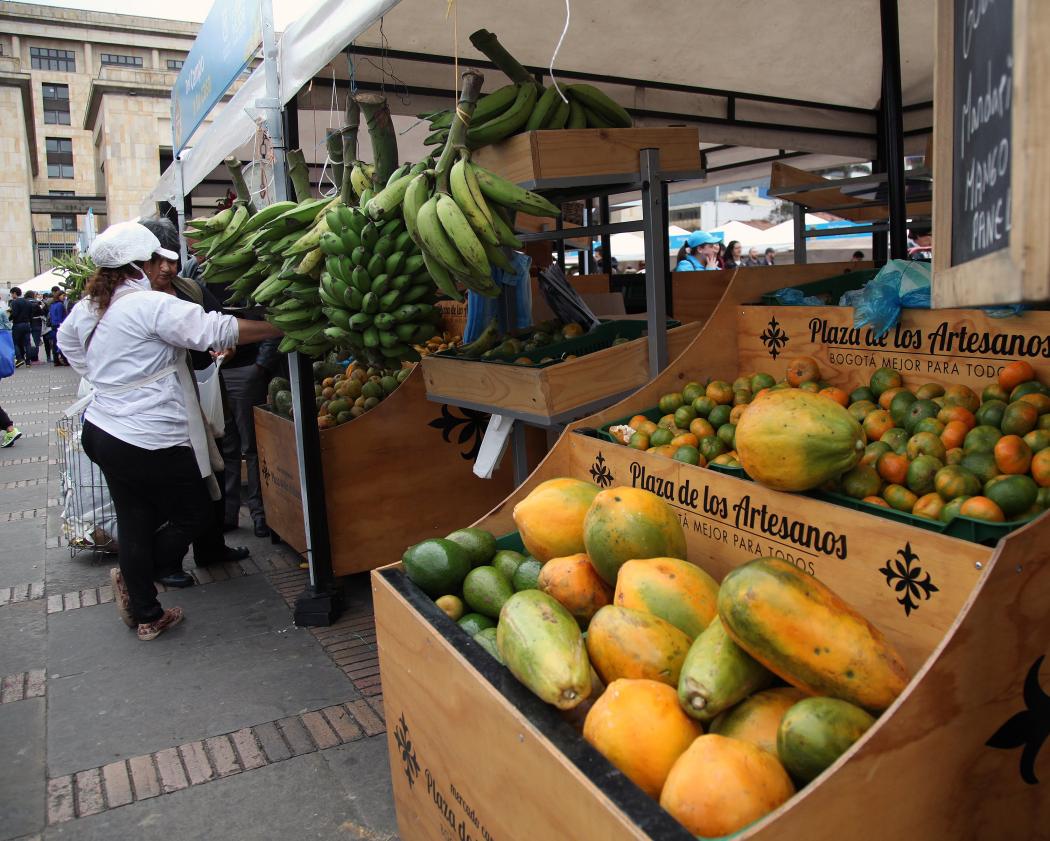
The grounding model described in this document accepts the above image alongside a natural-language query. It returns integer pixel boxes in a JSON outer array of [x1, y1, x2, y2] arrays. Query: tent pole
[[640, 148, 668, 377], [599, 196, 612, 277], [174, 157, 188, 265], [793, 205, 808, 264], [879, 0, 907, 260]]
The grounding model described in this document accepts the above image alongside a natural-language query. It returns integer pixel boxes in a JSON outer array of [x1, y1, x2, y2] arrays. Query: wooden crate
[[254, 364, 523, 577], [419, 323, 702, 422], [472, 128, 701, 189], [374, 265, 1050, 840]]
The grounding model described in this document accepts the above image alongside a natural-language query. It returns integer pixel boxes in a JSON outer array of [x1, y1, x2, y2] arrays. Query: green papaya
[[777, 697, 875, 783]]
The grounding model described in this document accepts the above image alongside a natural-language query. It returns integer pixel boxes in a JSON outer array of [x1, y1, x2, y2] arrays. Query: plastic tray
[[759, 268, 877, 306], [435, 319, 677, 368], [595, 405, 1027, 547]]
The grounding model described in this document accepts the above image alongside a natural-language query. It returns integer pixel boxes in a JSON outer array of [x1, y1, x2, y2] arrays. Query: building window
[[30, 47, 76, 72], [167, 59, 184, 71], [46, 138, 74, 179], [42, 83, 71, 125], [101, 53, 143, 68], [48, 190, 74, 196], [51, 214, 77, 232]]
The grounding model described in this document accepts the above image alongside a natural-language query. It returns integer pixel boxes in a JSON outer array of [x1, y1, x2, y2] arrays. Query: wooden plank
[[737, 305, 1050, 392], [473, 128, 701, 186], [568, 433, 989, 673], [420, 323, 701, 419], [770, 162, 931, 223], [254, 407, 308, 555]]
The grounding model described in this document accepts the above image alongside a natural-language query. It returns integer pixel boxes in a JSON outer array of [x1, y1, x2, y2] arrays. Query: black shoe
[[223, 518, 239, 532], [157, 572, 196, 588], [195, 545, 250, 566], [253, 517, 270, 538]]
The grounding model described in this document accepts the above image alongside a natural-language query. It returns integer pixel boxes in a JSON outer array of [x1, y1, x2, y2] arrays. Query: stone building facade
[[0, 2, 200, 282]]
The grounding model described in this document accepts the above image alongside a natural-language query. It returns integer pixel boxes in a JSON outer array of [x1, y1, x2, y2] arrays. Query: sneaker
[[0, 428, 21, 448], [110, 567, 135, 628], [137, 607, 184, 641], [14, 359, 24, 368]]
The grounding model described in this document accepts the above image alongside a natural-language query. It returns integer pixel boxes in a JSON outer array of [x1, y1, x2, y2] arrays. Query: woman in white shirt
[[59, 222, 282, 641]]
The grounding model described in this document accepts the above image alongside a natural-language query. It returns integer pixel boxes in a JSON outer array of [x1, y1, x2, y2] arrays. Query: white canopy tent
[[18, 268, 67, 295]]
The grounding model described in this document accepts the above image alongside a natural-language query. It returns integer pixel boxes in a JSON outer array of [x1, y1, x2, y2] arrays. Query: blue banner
[[171, 0, 263, 155]]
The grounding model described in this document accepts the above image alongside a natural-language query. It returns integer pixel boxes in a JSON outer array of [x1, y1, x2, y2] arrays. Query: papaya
[[613, 557, 718, 639], [496, 591, 591, 709], [660, 734, 795, 838], [735, 389, 866, 491], [582, 678, 702, 798], [777, 696, 876, 783], [582, 487, 687, 584], [677, 616, 774, 722], [586, 605, 691, 688], [718, 557, 908, 712], [710, 686, 809, 757], [512, 478, 600, 562], [558, 667, 605, 734], [537, 553, 614, 626]]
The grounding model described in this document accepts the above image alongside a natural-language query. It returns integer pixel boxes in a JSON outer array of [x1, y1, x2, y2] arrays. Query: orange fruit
[[941, 420, 969, 450], [935, 465, 982, 500], [798, 381, 820, 393], [862, 495, 890, 507], [882, 484, 918, 512], [878, 386, 909, 411], [786, 356, 821, 387], [1001, 401, 1040, 436], [863, 410, 896, 441], [706, 381, 734, 405], [937, 405, 977, 430], [629, 414, 650, 429], [862, 441, 891, 466], [671, 433, 699, 449], [915, 383, 945, 400], [913, 493, 945, 520], [840, 464, 882, 499], [1032, 449, 1050, 488], [994, 435, 1033, 475], [906, 432, 947, 462], [943, 384, 981, 413], [959, 496, 1006, 522], [818, 387, 850, 407], [999, 360, 1035, 393], [876, 451, 910, 485], [945, 447, 964, 464], [689, 418, 715, 439], [729, 404, 749, 424], [1019, 393, 1050, 414], [870, 367, 904, 397], [848, 400, 879, 423]]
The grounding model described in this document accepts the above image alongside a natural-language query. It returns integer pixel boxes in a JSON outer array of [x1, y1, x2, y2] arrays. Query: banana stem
[[355, 93, 399, 188], [326, 130, 344, 196], [434, 70, 485, 194], [286, 149, 313, 203], [469, 30, 535, 85], [224, 157, 257, 213], [340, 98, 361, 203]]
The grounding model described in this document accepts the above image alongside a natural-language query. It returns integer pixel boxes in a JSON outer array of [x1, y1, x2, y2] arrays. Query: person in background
[[723, 240, 745, 269], [58, 222, 283, 640], [9, 287, 35, 368], [674, 231, 722, 271], [908, 224, 933, 261], [763, 247, 777, 266], [49, 291, 68, 366], [745, 247, 762, 266], [23, 292, 46, 363], [594, 246, 619, 275], [850, 250, 865, 267], [0, 306, 19, 447], [139, 217, 251, 578]]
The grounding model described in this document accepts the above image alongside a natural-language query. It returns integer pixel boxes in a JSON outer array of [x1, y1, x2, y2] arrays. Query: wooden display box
[[472, 127, 701, 190], [419, 323, 702, 423], [374, 266, 1050, 840], [254, 364, 523, 577]]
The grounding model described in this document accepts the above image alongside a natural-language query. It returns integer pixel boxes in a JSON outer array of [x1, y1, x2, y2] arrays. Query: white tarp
[[148, 0, 399, 206]]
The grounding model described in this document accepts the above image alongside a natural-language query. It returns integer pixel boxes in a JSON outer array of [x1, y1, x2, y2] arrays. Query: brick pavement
[[0, 363, 397, 840]]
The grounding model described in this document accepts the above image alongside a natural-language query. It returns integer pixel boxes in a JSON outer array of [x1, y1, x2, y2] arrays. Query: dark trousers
[[29, 324, 41, 361], [188, 461, 227, 564], [0, 404, 11, 429], [81, 422, 211, 624], [40, 330, 54, 362], [221, 366, 267, 522], [11, 324, 31, 364]]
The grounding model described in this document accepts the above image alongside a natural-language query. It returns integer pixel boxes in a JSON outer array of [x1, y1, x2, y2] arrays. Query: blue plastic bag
[[770, 287, 826, 307], [851, 260, 932, 340], [462, 251, 534, 343], [0, 330, 13, 379]]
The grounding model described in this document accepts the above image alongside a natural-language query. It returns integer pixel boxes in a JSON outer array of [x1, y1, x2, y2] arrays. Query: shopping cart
[[55, 414, 117, 559]]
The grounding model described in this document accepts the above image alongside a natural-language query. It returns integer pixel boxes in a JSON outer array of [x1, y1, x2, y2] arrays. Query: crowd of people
[[1, 285, 70, 368], [674, 232, 778, 272]]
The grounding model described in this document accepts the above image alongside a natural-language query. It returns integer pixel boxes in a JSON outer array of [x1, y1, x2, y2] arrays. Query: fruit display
[[412, 329, 462, 358], [265, 359, 410, 428], [444, 318, 585, 360], [398, 479, 909, 837], [603, 356, 1050, 533], [420, 30, 632, 150]]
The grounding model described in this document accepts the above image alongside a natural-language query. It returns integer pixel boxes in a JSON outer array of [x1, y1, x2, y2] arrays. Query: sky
[[31, 0, 302, 29]]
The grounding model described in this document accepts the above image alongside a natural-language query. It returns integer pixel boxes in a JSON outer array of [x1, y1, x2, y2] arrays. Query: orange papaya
[[660, 734, 795, 837], [582, 487, 687, 584], [735, 389, 866, 491], [511, 477, 600, 562], [537, 553, 614, 626], [614, 557, 718, 639], [717, 557, 908, 712], [585, 605, 691, 688], [709, 686, 808, 757], [582, 678, 702, 798]]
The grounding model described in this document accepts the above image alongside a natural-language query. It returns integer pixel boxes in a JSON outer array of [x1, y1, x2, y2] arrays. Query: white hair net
[[88, 222, 176, 267]]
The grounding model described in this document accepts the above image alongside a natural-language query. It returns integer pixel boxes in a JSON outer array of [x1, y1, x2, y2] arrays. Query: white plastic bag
[[196, 362, 225, 438]]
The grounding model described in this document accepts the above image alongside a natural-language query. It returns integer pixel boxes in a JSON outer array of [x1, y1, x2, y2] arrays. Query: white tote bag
[[195, 361, 225, 438]]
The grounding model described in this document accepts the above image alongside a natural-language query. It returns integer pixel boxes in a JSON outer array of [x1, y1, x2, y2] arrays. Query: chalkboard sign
[[950, 0, 1014, 266]]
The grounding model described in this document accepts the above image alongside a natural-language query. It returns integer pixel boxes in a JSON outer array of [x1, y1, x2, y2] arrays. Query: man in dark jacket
[[9, 288, 36, 367]]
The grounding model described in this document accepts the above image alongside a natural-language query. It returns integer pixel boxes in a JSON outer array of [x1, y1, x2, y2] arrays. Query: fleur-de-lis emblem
[[394, 713, 421, 788], [590, 452, 614, 488], [760, 316, 790, 360], [878, 542, 938, 616], [987, 656, 1050, 785], [428, 405, 489, 460], [260, 459, 271, 487]]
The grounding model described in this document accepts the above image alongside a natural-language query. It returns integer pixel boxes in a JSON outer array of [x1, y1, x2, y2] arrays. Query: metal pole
[[259, 0, 287, 203], [640, 148, 668, 377], [581, 199, 592, 274], [793, 204, 808, 264], [174, 157, 189, 265], [599, 195, 612, 275], [879, 0, 907, 259]]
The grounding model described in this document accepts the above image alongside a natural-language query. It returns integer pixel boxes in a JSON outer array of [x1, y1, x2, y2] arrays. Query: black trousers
[[0, 404, 11, 429], [11, 324, 31, 364], [81, 422, 211, 624], [221, 366, 267, 522]]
